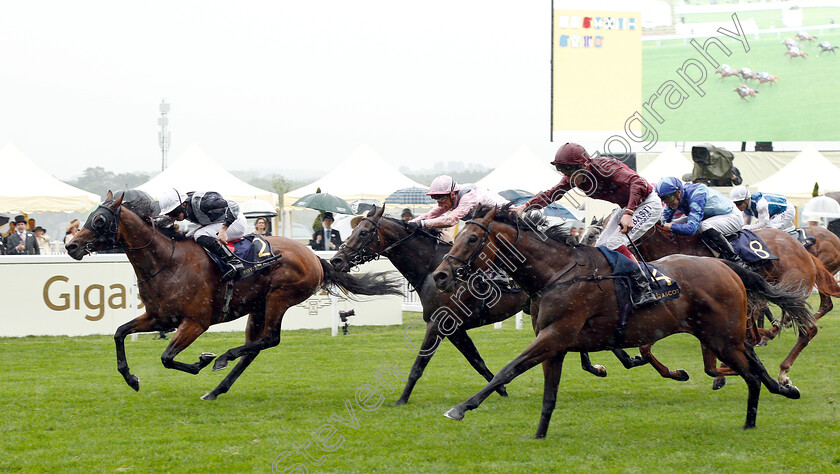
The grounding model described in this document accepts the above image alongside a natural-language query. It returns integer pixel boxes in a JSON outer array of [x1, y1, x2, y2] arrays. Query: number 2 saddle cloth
[[207, 234, 281, 282], [726, 229, 779, 267]]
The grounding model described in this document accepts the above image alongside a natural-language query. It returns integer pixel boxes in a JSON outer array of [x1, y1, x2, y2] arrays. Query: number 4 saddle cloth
[[726, 229, 779, 267], [207, 234, 281, 282]]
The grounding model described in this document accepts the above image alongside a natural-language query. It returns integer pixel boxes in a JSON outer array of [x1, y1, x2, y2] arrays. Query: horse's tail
[[318, 258, 404, 298], [721, 261, 815, 335], [809, 253, 840, 297]]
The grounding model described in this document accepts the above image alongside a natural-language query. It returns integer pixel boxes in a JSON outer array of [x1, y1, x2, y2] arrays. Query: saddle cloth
[[206, 234, 279, 282], [598, 247, 681, 305], [726, 229, 779, 266]]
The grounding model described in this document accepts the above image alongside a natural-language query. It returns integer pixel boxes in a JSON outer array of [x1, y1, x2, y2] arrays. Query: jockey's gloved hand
[[406, 221, 422, 233]]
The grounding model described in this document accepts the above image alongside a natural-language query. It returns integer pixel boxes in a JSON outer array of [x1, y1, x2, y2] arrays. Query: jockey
[[655, 177, 746, 267], [730, 186, 796, 233], [512, 142, 663, 306], [158, 188, 246, 281], [409, 175, 508, 242]]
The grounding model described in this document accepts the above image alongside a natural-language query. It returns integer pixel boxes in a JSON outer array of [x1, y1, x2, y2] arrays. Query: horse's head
[[330, 205, 387, 272], [66, 190, 124, 260], [433, 206, 500, 293], [579, 215, 605, 247]]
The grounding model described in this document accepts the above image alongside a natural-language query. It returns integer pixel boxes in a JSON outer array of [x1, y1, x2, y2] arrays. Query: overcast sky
[[1, 1, 575, 180]]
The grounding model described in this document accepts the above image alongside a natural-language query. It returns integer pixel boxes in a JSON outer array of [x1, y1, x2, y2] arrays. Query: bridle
[[441, 216, 521, 281], [338, 217, 418, 267], [82, 202, 175, 282]]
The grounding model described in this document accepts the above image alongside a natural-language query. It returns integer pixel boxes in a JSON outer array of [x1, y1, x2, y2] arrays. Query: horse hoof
[[786, 385, 801, 399], [443, 407, 465, 421], [200, 392, 217, 401], [712, 377, 727, 391], [755, 338, 768, 347], [497, 385, 509, 397], [593, 365, 607, 377], [200, 352, 217, 360], [675, 370, 690, 382], [393, 399, 407, 406], [212, 359, 229, 371], [126, 375, 140, 391]]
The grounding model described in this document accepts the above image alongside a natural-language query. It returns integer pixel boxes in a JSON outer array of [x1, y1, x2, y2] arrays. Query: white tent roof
[[475, 144, 559, 194], [137, 143, 278, 207], [0, 142, 100, 213], [755, 147, 840, 199], [638, 145, 693, 184], [284, 143, 426, 207]]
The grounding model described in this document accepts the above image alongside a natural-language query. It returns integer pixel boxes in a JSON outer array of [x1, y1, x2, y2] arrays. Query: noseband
[[442, 219, 494, 280], [339, 217, 419, 267]]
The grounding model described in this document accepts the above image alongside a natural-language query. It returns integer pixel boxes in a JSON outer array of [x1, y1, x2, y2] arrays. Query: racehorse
[[433, 206, 809, 438], [329, 206, 609, 405], [65, 191, 402, 400], [805, 224, 840, 318], [796, 32, 817, 43], [785, 48, 808, 59], [625, 218, 840, 386], [738, 68, 758, 81], [782, 38, 802, 50], [818, 42, 839, 54], [756, 73, 779, 85], [734, 85, 759, 100], [715, 65, 739, 78]]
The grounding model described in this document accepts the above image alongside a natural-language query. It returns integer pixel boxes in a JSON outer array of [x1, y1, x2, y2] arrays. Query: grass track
[[1, 294, 839, 472], [642, 30, 840, 141]]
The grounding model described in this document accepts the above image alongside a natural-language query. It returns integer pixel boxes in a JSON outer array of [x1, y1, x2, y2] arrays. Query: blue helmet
[[655, 177, 683, 198]]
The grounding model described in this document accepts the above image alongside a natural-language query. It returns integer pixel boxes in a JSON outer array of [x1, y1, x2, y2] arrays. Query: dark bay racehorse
[[66, 192, 402, 400], [626, 219, 840, 387], [432, 206, 810, 438], [805, 225, 840, 320], [329, 206, 609, 405]]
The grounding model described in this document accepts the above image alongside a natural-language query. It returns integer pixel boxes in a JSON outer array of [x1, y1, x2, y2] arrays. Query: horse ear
[[374, 205, 385, 219], [113, 192, 125, 208], [590, 217, 597, 225], [106, 190, 113, 201], [483, 206, 497, 224]]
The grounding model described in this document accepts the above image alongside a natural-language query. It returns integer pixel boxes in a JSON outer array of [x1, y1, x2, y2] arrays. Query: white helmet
[[158, 188, 186, 215], [426, 175, 459, 196], [730, 185, 750, 202]]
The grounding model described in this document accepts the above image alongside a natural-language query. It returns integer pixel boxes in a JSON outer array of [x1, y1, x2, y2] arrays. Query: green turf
[[642, 29, 840, 142], [681, 7, 840, 29], [1, 294, 839, 472]]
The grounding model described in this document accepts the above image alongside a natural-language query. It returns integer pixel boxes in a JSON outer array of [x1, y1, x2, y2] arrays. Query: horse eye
[[93, 215, 106, 229], [468, 234, 478, 244], [359, 230, 368, 237]]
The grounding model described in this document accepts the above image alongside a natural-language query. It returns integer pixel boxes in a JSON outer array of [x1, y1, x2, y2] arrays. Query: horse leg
[[609, 349, 647, 369], [395, 319, 443, 405], [579, 352, 607, 377], [536, 352, 567, 439], [777, 324, 818, 387], [114, 312, 166, 391], [444, 326, 565, 423], [160, 318, 213, 374], [448, 329, 510, 396], [813, 291, 833, 321], [700, 344, 737, 390], [202, 312, 269, 401], [638, 344, 689, 381]]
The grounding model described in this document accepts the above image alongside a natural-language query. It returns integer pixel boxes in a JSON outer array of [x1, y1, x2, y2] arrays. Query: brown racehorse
[[329, 206, 608, 405], [805, 224, 840, 319], [628, 220, 840, 386], [65, 192, 402, 400], [432, 206, 810, 438]]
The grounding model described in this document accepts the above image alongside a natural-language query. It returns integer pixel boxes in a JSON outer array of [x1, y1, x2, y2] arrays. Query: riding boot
[[628, 265, 659, 308], [196, 235, 245, 281], [700, 228, 748, 269]]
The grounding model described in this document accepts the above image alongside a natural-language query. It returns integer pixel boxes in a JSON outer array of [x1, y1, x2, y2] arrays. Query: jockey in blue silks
[[730, 186, 796, 233], [655, 177, 747, 267]]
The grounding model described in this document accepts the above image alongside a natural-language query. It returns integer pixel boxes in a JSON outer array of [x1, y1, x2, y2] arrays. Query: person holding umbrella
[[310, 212, 342, 251]]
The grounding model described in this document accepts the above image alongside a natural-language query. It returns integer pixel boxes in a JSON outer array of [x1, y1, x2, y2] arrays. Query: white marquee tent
[[638, 144, 694, 184], [475, 144, 559, 194], [137, 143, 278, 207], [0, 142, 100, 213], [283, 143, 426, 208], [755, 147, 840, 200]]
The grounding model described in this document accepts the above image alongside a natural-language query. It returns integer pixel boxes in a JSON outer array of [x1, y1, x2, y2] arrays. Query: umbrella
[[802, 196, 840, 219], [0, 215, 9, 227], [498, 189, 534, 202], [384, 187, 434, 206], [291, 193, 353, 214]]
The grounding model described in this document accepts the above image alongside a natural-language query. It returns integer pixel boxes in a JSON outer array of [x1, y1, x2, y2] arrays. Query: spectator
[[401, 208, 414, 221], [568, 227, 580, 244], [34, 226, 50, 254], [27, 218, 36, 232], [254, 217, 271, 236], [65, 219, 80, 245], [6, 215, 39, 255], [310, 212, 342, 251]]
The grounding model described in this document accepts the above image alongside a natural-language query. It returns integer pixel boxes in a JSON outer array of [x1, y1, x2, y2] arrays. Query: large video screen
[[552, 5, 840, 144]]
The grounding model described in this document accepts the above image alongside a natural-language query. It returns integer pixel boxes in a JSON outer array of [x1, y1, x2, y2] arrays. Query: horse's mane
[[110, 189, 190, 241], [471, 204, 573, 245]]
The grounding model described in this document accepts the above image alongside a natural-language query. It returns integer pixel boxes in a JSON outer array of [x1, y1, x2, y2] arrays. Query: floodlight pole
[[158, 99, 171, 171]]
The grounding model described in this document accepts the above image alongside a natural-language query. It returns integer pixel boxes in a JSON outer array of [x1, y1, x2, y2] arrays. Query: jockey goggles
[[554, 163, 581, 175]]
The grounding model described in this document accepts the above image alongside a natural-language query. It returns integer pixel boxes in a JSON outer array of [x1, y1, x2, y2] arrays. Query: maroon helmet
[[551, 142, 590, 166]]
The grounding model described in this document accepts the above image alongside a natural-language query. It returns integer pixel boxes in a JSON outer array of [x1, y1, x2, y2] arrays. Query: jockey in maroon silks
[[512, 142, 662, 306]]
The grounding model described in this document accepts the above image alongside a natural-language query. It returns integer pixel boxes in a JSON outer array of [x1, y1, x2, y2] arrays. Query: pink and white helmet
[[426, 175, 460, 196]]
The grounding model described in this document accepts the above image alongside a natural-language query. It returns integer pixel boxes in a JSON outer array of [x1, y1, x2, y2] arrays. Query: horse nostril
[[65, 243, 76, 252], [330, 257, 343, 269]]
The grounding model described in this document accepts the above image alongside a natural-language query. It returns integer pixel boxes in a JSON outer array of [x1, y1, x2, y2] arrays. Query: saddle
[[725, 229, 779, 267], [790, 228, 816, 248], [204, 234, 280, 282]]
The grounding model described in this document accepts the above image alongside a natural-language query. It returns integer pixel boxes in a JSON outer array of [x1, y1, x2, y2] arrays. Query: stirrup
[[631, 289, 659, 308]]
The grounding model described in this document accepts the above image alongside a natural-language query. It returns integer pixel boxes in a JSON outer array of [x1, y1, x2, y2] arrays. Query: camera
[[339, 309, 355, 335]]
